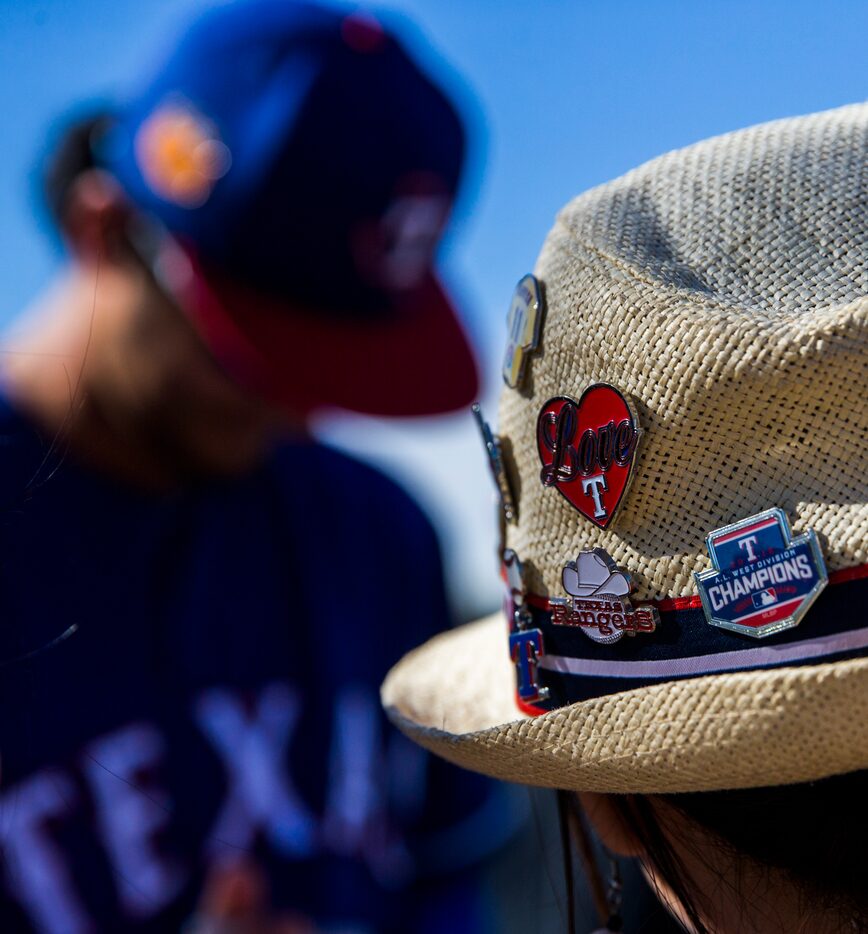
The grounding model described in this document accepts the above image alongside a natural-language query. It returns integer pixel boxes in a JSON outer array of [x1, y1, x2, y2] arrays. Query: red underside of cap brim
[[176, 246, 479, 418]]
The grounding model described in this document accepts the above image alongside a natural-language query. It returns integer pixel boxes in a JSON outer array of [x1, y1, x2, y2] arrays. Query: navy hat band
[[518, 567, 868, 715]]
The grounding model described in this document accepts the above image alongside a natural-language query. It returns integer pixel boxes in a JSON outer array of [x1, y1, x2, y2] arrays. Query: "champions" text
[[708, 552, 813, 611]]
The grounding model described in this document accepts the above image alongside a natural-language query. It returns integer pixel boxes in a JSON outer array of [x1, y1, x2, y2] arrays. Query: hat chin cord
[[560, 792, 624, 934]]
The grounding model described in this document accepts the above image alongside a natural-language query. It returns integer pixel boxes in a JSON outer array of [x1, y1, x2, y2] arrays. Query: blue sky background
[[1, 0, 866, 616]]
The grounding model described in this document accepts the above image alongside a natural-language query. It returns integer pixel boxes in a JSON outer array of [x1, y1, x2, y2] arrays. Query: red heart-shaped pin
[[536, 385, 641, 529]]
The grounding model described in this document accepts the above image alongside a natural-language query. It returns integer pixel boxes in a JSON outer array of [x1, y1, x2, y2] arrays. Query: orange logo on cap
[[135, 102, 231, 208]]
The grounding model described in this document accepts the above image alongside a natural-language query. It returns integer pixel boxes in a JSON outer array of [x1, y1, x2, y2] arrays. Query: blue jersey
[[0, 394, 503, 933]]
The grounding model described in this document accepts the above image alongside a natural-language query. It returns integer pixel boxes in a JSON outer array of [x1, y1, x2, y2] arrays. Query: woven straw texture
[[382, 105, 868, 793], [502, 102, 868, 599], [382, 615, 868, 792]]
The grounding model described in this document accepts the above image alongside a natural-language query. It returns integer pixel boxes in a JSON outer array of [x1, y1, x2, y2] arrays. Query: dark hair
[[603, 770, 868, 933], [42, 112, 114, 226]]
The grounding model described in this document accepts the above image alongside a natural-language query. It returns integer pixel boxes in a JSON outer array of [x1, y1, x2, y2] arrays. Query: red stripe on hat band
[[829, 563, 868, 585], [656, 594, 703, 611], [522, 562, 868, 613]]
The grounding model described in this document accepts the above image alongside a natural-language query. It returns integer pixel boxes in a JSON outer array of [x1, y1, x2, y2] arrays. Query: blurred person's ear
[[62, 169, 132, 265], [578, 792, 645, 858]]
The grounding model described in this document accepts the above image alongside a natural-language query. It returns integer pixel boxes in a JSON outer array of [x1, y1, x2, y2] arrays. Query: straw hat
[[382, 103, 868, 793]]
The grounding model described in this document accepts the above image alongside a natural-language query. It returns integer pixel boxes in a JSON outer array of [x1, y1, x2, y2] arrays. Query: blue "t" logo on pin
[[509, 628, 546, 702]]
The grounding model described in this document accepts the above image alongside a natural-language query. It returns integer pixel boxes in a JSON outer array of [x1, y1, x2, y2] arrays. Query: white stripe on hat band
[[538, 626, 868, 680]]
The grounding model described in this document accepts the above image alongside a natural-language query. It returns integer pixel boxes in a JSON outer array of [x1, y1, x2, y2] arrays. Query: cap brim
[[381, 613, 868, 793], [174, 246, 478, 417]]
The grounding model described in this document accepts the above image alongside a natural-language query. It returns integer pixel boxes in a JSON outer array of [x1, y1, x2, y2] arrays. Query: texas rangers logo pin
[[537, 385, 641, 528], [504, 549, 549, 703], [550, 549, 659, 645], [694, 508, 827, 638], [503, 274, 544, 389], [509, 628, 547, 702]]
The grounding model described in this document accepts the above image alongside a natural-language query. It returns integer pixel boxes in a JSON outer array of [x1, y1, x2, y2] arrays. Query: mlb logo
[[752, 588, 777, 609], [694, 508, 828, 639]]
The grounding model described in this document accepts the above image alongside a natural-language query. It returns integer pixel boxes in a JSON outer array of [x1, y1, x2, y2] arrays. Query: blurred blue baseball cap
[[91, 0, 478, 416]]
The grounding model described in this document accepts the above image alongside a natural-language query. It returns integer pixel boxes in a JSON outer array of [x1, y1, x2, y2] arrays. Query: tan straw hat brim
[[381, 613, 868, 794]]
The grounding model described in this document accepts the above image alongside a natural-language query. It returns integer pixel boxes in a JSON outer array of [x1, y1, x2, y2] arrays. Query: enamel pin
[[503, 548, 529, 626], [502, 274, 544, 389], [504, 549, 548, 703], [472, 404, 517, 523], [694, 508, 827, 638], [550, 549, 659, 645], [509, 628, 546, 702], [537, 385, 641, 529]]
